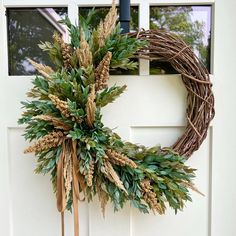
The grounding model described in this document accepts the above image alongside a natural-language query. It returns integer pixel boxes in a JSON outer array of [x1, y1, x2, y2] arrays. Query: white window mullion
[[139, 2, 150, 76], [68, 1, 79, 26], [67, 1, 79, 43]]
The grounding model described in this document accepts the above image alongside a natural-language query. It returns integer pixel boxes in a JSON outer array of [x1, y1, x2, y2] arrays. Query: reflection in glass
[[79, 6, 139, 75], [79, 6, 139, 32], [150, 6, 212, 74], [7, 8, 68, 75]]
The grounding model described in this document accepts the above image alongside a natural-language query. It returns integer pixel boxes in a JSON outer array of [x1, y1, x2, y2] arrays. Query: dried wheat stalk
[[96, 180, 109, 217], [86, 161, 94, 187], [34, 115, 70, 131], [85, 85, 96, 127], [48, 94, 71, 118], [63, 144, 73, 202], [94, 52, 112, 91], [24, 131, 64, 153], [102, 160, 128, 194], [106, 149, 137, 168], [53, 33, 72, 69], [140, 179, 165, 215], [97, 0, 117, 48], [76, 28, 93, 68], [182, 181, 204, 196], [27, 58, 54, 79]]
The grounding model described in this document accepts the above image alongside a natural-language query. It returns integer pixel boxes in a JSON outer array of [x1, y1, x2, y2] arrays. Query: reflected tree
[[7, 8, 67, 75], [79, 6, 139, 75], [79, 6, 139, 31], [8, 6, 210, 76], [150, 6, 211, 74]]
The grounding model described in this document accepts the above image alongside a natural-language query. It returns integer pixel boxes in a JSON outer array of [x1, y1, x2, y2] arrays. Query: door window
[[7, 7, 67, 75], [150, 6, 212, 74]]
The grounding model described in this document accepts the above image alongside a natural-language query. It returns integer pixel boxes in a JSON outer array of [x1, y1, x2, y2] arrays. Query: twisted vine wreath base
[[19, 4, 214, 236], [133, 30, 215, 157]]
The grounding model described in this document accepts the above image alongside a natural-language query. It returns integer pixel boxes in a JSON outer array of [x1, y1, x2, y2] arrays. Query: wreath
[[18, 2, 214, 236]]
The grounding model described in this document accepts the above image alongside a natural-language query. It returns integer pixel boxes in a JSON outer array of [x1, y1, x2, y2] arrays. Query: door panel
[[8, 128, 89, 236], [1, 0, 236, 236], [2, 76, 211, 236], [131, 128, 211, 236], [212, 0, 236, 235], [99, 76, 211, 236]]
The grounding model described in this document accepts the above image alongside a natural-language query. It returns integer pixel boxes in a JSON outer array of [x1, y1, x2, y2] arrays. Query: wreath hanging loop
[[132, 30, 215, 157], [18, 2, 214, 236]]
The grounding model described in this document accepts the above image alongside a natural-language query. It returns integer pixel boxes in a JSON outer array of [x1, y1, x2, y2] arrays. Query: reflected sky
[[189, 6, 211, 45]]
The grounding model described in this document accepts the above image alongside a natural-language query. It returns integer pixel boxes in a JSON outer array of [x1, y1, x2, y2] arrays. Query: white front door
[[1, 0, 235, 236]]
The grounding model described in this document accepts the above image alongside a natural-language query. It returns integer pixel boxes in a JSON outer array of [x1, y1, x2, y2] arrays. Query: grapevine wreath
[[19, 2, 214, 236]]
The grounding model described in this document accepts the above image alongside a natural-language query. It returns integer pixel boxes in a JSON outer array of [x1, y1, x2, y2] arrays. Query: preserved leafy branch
[[19, 1, 200, 224]]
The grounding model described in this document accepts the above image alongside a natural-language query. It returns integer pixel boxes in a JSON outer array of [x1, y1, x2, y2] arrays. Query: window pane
[[150, 6, 212, 74], [79, 6, 139, 75], [7, 8, 68, 75], [79, 6, 139, 32]]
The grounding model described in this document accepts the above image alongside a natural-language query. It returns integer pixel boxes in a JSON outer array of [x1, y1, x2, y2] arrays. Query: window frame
[[1, 0, 215, 79]]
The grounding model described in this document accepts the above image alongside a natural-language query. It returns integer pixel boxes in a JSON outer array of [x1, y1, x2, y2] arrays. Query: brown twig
[[131, 30, 215, 158]]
